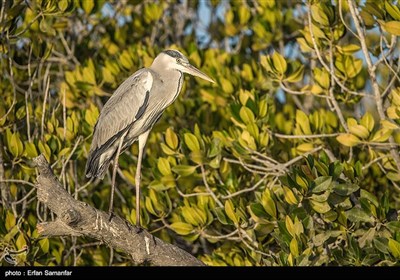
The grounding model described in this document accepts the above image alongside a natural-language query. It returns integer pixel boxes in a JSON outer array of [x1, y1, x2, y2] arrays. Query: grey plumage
[[84, 49, 214, 225]]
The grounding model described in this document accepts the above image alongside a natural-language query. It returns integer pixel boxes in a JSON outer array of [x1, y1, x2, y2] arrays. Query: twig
[[41, 64, 51, 139], [221, 175, 272, 199], [200, 164, 223, 208], [347, 0, 400, 171], [175, 184, 210, 198], [0, 137, 9, 208], [268, 130, 340, 139]]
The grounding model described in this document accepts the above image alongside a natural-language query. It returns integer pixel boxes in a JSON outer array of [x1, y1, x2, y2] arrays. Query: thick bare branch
[[33, 154, 204, 266]]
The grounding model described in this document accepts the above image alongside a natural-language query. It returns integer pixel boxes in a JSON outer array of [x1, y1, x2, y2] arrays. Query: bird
[[85, 49, 215, 226]]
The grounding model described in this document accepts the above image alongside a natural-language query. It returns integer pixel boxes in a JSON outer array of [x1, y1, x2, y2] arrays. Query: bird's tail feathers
[[85, 151, 111, 179]]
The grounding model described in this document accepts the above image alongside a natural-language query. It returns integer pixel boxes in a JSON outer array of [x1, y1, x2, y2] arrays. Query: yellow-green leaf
[[170, 222, 194, 235], [311, 4, 329, 26], [285, 216, 295, 237], [39, 238, 50, 253], [165, 127, 179, 150], [336, 44, 361, 54], [345, 57, 363, 78], [336, 134, 361, 147], [239, 106, 255, 124], [271, 52, 287, 75], [157, 158, 171, 176], [290, 238, 299, 257], [5, 212, 16, 231], [283, 186, 298, 205], [385, 2, 400, 20], [82, 0, 94, 15], [9, 133, 24, 157], [285, 65, 304, 83], [261, 189, 276, 218], [171, 165, 197, 177], [58, 0, 69, 12], [381, 120, 399, 130], [381, 20, 400, 36], [370, 128, 392, 142], [225, 200, 238, 225], [310, 200, 331, 214], [184, 133, 200, 152], [360, 112, 375, 132], [239, 5, 251, 25], [296, 110, 312, 135], [349, 124, 370, 139], [388, 238, 400, 258]]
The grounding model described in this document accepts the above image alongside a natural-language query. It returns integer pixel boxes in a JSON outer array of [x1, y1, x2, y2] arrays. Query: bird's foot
[[108, 211, 115, 222], [135, 222, 143, 233]]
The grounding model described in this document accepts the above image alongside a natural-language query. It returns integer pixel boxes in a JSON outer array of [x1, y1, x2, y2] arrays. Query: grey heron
[[85, 49, 215, 226]]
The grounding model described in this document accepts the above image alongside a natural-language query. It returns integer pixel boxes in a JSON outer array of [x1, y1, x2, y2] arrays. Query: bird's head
[[151, 49, 215, 83]]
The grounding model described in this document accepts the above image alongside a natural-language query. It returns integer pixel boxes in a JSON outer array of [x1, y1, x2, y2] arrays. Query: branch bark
[[33, 154, 204, 266]]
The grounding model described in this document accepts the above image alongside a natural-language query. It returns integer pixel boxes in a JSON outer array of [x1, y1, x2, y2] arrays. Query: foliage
[[1, 0, 400, 266]]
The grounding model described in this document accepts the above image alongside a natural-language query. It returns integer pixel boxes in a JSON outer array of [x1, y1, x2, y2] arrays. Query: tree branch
[[33, 154, 204, 266]]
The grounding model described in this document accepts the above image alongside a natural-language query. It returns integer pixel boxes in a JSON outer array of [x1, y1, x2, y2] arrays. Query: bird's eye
[[176, 58, 182, 64]]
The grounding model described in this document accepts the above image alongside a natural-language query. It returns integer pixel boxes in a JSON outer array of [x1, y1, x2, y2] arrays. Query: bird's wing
[[90, 69, 153, 151]]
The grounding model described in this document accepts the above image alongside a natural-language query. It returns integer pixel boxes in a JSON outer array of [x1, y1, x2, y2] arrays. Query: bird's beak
[[183, 64, 215, 83]]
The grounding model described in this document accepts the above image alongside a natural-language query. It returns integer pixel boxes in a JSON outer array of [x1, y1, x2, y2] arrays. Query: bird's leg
[[135, 130, 150, 227], [109, 132, 127, 219]]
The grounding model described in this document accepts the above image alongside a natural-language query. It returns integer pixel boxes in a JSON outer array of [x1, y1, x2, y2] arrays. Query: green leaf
[[171, 165, 197, 177], [225, 200, 238, 225], [332, 183, 360, 196], [310, 200, 331, 214], [360, 189, 379, 207], [184, 133, 200, 152], [170, 222, 194, 235], [359, 228, 376, 248], [388, 238, 400, 258], [336, 133, 360, 147], [345, 208, 374, 223], [374, 238, 389, 254], [312, 176, 332, 193], [385, 221, 400, 233], [214, 207, 229, 225], [248, 203, 268, 223]]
